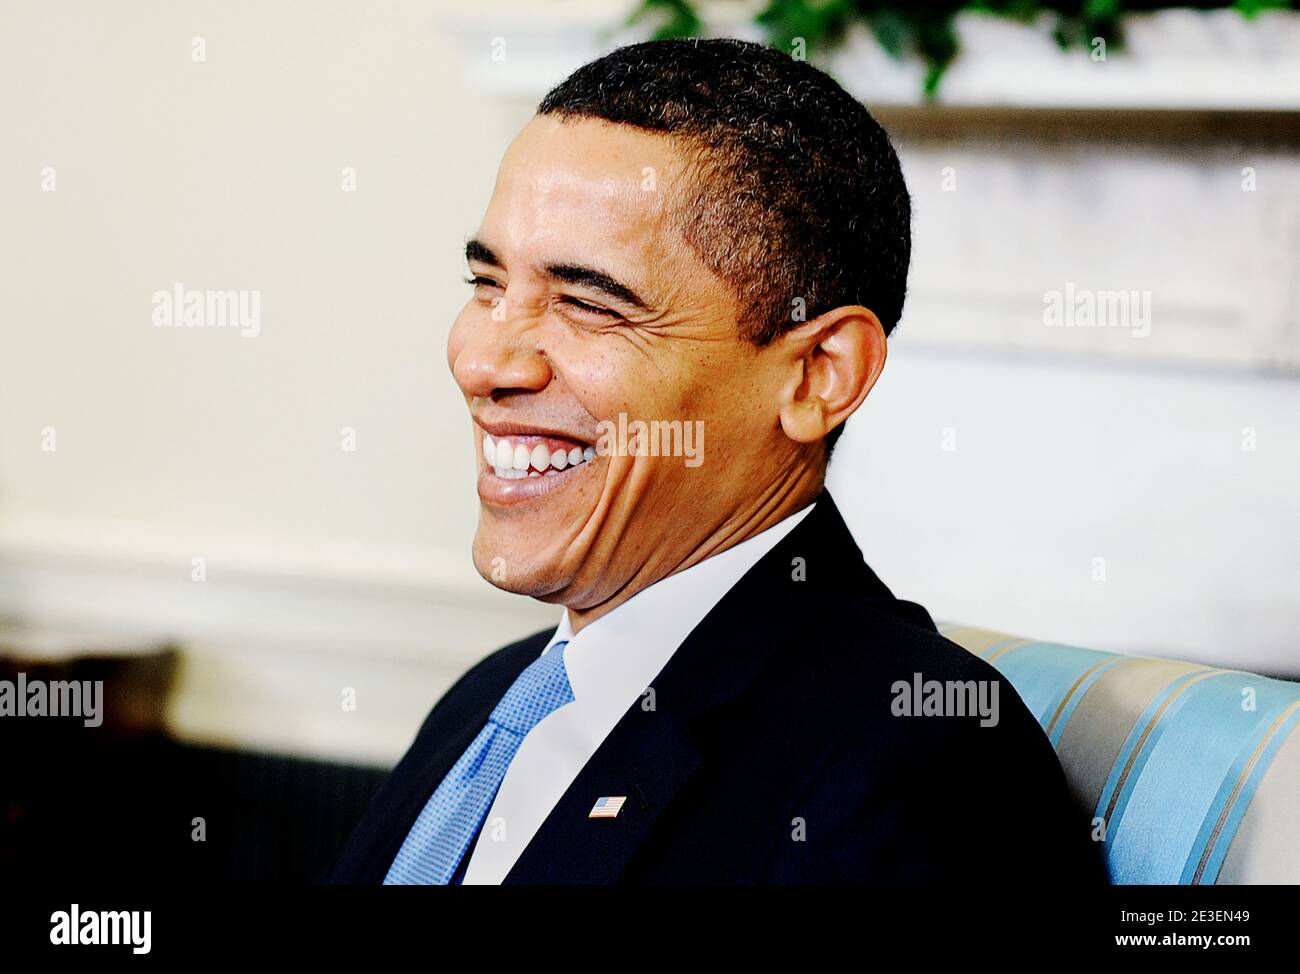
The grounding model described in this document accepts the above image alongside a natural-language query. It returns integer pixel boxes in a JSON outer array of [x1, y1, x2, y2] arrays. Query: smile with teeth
[[482, 432, 597, 479]]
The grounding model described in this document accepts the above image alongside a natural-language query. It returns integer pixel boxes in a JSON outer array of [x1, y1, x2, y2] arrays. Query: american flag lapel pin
[[589, 796, 627, 819]]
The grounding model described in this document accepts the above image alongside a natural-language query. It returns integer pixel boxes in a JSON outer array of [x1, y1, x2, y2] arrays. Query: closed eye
[[559, 295, 621, 319], [464, 275, 622, 321]]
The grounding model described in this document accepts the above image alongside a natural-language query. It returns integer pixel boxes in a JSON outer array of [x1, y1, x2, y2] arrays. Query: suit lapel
[[504, 489, 888, 883], [501, 704, 702, 884]]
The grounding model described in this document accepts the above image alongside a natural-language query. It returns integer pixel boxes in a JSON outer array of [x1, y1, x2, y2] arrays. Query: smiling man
[[328, 38, 1105, 885]]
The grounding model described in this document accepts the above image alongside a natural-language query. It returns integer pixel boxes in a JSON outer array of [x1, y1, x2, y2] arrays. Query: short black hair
[[538, 37, 911, 456]]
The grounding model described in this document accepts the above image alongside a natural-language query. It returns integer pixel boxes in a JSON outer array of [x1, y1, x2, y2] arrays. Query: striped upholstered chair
[[939, 623, 1300, 884]]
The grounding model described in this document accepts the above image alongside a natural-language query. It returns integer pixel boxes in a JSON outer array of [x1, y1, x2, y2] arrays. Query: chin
[[471, 538, 568, 600]]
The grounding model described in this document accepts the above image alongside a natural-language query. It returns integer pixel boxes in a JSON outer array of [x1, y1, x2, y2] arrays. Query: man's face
[[447, 115, 810, 618]]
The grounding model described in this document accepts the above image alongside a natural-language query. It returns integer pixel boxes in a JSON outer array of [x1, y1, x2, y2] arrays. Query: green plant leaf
[[616, 1, 1298, 101], [626, 0, 700, 39]]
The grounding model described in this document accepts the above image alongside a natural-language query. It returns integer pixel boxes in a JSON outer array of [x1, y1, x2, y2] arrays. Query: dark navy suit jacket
[[327, 490, 1107, 885]]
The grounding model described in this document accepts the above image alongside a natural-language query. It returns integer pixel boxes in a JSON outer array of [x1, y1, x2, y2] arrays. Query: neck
[[565, 470, 823, 634]]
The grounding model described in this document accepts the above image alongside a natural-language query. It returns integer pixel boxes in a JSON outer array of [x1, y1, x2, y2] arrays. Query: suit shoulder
[[798, 597, 1044, 745], [791, 601, 1103, 880], [814, 596, 1002, 683]]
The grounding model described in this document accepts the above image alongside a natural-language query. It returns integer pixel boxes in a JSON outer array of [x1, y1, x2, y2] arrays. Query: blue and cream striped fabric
[[939, 623, 1300, 884]]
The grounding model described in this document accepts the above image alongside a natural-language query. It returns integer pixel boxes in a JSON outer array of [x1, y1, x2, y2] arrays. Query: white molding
[[0, 514, 560, 764], [445, 5, 1300, 111]]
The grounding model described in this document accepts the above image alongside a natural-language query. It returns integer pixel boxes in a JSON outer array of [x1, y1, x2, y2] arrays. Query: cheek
[[556, 337, 735, 426], [544, 333, 640, 416], [678, 357, 763, 443]]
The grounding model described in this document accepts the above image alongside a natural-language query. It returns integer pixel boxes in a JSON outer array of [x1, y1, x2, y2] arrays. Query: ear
[[774, 305, 887, 446]]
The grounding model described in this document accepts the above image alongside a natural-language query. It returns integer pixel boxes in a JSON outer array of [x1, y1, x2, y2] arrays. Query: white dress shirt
[[461, 501, 816, 884]]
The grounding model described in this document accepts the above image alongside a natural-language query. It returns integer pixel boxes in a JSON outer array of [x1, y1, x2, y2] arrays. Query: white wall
[[0, 2, 1296, 763], [0, 1, 512, 549], [829, 346, 1300, 679], [837, 112, 1300, 679]]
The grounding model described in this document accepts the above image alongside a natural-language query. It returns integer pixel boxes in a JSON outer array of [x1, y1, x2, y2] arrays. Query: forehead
[[480, 114, 694, 267]]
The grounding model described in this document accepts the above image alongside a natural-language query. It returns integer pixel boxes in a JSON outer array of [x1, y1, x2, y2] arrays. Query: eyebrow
[[464, 238, 652, 313]]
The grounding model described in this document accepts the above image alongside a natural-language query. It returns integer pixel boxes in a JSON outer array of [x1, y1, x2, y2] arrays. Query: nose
[[450, 304, 554, 400]]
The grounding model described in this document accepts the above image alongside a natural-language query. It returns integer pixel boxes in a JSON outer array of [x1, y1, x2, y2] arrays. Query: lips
[[474, 424, 600, 505]]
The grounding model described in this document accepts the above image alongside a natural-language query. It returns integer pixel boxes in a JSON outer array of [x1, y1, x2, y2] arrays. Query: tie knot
[[488, 640, 574, 735]]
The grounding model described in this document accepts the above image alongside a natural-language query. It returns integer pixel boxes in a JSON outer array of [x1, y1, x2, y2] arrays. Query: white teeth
[[482, 432, 597, 478]]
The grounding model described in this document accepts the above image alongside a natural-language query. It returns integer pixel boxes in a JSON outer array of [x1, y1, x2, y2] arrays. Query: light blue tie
[[384, 640, 574, 885]]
